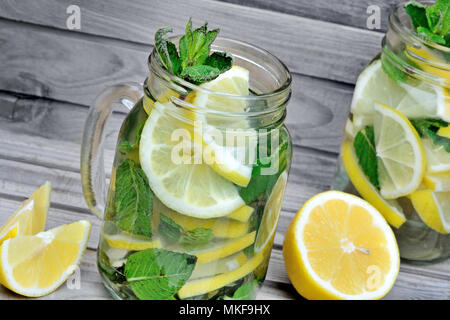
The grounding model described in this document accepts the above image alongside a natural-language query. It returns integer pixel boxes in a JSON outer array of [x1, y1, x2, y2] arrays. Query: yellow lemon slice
[[139, 102, 244, 218], [341, 141, 406, 228], [408, 189, 450, 234], [283, 191, 400, 300], [373, 103, 426, 199], [178, 251, 263, 299], [423, 138, 450, 173], [423, 172, 450, 191], [254, 172, 287, 253], [103, 232, 161, 250], [0, 220, 91, 297], [227, 205, 254, 223], [0, 182, 51, 244], [190, 252, 248, 280], [437, 125, 450, 139]]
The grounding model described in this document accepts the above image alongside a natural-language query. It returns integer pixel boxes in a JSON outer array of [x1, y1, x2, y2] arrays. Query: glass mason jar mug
[[81, 37, 292, 299], [334, 2, 450, 263]]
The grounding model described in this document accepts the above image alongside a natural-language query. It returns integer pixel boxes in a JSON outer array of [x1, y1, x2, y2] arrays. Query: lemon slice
[[103, 232, 161, 250], [192, 66, 256, 187], [254, 172, 287, 253], [437, 125, 450, 138], [178, 251, 263, 299], [190, 252, 247, 280], [189, 231, 256, 264], [0, 220, 91, 297], [283, 191, 400, 300], [341, 141, 406, 228], [227, 205, 254, 223], [351, 60, 406, 117], [423, 172, 450, 192], [422, 138, 450, 173], [409, 190, 450, 234], [139, 103, 244, 218], [0, 182, 51, 244], [373, 103, 426, 199]]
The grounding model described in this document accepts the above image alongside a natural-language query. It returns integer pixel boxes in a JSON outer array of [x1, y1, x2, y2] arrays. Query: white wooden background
[[0, 0, 448, 300]]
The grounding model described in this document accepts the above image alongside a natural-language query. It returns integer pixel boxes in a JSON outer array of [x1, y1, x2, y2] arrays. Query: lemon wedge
[[139, 102, 244, 218], [373, 103, 426, 199], [283, 191, 400, 300], [409, 189, 450, 234], [0, 182, 51, 244], [341, 141, 406, 228], [0, 220, 91, 297]]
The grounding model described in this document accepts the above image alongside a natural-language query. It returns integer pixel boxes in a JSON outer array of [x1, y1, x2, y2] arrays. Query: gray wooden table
[[0, 0, 448, 300]]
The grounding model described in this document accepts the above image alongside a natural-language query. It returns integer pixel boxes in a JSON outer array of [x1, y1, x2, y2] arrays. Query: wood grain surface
[[0, 0, 448, 300]]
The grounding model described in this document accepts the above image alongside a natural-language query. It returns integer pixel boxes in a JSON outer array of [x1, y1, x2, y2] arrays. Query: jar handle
[[80, 83, 142, 219]]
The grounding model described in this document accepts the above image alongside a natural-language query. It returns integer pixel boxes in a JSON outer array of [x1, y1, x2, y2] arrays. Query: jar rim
[[147, 36, 292, 102], [390, 1, 450, 53]]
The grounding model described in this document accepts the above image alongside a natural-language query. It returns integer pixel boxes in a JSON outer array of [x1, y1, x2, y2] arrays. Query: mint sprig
[[353, 126, 380, 189], [411, 118, 450, 152], [405, 0, 450, 47], [159, 214, 213, 249], [114, 159, 154, 236], [124, 248, 196, 300], [154, 19, 233, 84]]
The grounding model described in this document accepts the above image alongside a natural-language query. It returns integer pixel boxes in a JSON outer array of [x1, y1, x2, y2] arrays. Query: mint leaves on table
[[411, 118, 450, 152], [353, 126, 380, 189], [154, 19, 233, 84], [114, 159, 154, 237], [405, 0, 450, 47], [159, 214, 213, 249], [124, 248, 196, 300]]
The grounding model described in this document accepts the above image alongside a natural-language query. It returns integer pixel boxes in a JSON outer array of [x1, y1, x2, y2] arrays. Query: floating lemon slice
[[422, 138, 450, 173], [103, 232, 161, 250], [341, 141, 406, 228], [139, 103, 244, 218], [423, 172, 450, 192], [178, 251, 263, 299], [254, 172, 287, 253], [373, 103, 426, 199], [0, 182, 51, 244], [190, 252, 247, 280], [189, 231, 256, 264], [0, 220, 91, 297], [409, 189, 450, 234], [283, 191, 400, 300], [192, 66, 256, 187], [227, 205, 254, 223]]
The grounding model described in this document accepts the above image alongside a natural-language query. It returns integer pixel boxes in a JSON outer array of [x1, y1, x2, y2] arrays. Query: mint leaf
[[354, 126, 380, 189], [118, 122, 145, 154], [417, 26, 447, 45], [232, 280, 259, 300], [381, 48, 407, 82], [124, 249, 196, 300], [159, 213, 183, 242], [426, 0, 450, 36], [405, 2, 429, 30], [119, 141, 134, 153], [205, 52, 233, 73], [411, 119, 450, 152], [182, 228, 213, 249], [115, 159, 154, 236], [180, 65, 220, 83], [155, 27, 176, 73]]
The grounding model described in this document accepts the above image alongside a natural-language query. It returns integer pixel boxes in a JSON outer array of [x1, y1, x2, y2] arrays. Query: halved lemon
[[139, 103, 244, 218], [178, 251, 263, 299], [409, 189, 450, 234], [0, 220, 91, 297], [283, 191, 400, 300], [103, 232, 161, 250], [341, 141, 406, 228], [422, 138, 450, 173], [423, 172, 450, 192], [373, 103, 426, 199], [192, 66, 256, 187], [254, 172, 287, 253], [0, 182, 51, 244]]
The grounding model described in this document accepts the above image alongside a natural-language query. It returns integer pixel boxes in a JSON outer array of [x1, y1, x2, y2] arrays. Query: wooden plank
[[0, 0, 382, 84], [217, 0, 400, 32]]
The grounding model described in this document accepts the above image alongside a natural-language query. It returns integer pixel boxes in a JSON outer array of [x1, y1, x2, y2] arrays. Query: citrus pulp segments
[[0, 220, 91, 297], [284, 191, 400, 300], [139, 103, 244, 218], [341, 141, 406, 228], [373, 103, 426, 199]]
